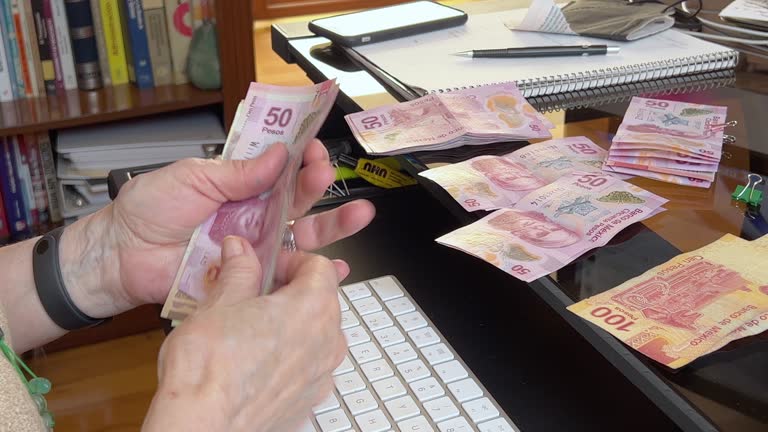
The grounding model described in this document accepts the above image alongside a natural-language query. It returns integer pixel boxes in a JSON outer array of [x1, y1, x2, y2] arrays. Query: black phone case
[[308, 2, 468, 47]]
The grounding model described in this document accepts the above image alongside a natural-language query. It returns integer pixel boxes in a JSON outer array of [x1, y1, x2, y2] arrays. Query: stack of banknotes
[[602, 97, 729, 188], [161, 80, 340, 322], [437, 171, 668, 282], [345, 82, 555, 155], [420, 137, 610, 211], [569, 234, 768, 369]]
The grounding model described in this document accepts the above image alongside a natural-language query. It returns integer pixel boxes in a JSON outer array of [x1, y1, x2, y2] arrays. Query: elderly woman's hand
[[64, 139, 374, 319], [142, 236, 347, 431]]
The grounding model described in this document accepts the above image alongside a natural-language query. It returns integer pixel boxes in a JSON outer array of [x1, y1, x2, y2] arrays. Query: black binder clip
[[732, 173, 764, 207]]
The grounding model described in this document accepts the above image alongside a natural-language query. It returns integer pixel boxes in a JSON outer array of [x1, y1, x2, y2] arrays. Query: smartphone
[[308, 1, 468, 47]]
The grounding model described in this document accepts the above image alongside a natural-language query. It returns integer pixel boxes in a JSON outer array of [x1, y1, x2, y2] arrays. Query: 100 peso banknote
[[568, 234, 768, 369], [161, 80, 339, 321], [437, 171, 668, 282]]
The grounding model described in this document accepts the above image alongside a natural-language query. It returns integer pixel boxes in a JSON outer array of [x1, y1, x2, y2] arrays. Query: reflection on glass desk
[[272, 11, 768, 432]]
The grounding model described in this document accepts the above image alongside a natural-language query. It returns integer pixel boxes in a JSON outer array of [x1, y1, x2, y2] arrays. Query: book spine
[[121, 0, 154, 87], [100, 0, 129, 85], [64, 0, 103, 90], [20, 1, 45, 97], [37, 132, 62, 223], [143, 1, 172, 86], [0, 14, 15, 102], [90, 0, 112, 86], [31, 0, 57, 94], [0, 3, 23, 98], [164, 0, 190, 84], [0, 138, 29, 237], [43, 0, 64, 92], [11, 1, 36, 97], [24, 135, 49, 225], [51, 0, 78, 90], [12, 136, 37, 228], [0, 189, 9, 240]]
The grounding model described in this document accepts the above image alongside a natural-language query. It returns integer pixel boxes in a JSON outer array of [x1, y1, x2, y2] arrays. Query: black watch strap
[[33, 227, 107, 330]]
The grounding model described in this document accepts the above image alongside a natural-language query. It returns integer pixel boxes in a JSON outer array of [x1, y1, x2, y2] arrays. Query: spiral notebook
[[351, 8, 739, 99]]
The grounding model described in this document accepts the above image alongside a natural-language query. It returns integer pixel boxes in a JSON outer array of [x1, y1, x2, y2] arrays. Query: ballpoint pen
[[453, 45, 621, 58]]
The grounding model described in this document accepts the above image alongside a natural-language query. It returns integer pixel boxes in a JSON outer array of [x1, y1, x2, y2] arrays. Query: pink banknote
[[604, 159, 715, 182], [171, 80, 339, 302], [420, 137, 609, 211], [602, 163, 712, 188], [607, 148, 720, 164], [437, 171, 668, 282], [345, 82, 554, 155]]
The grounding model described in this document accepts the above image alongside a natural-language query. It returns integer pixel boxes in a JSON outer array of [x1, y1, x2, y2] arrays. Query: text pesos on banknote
[[436, 172, 668, 282], [164, 80, 340, 316], [420, 137, 610, 211], [345, 82, 554, 155], [568, 234, 768, 369]]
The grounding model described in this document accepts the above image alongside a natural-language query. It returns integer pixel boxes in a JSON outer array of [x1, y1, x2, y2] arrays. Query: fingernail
[[222, 236, 244, 260]]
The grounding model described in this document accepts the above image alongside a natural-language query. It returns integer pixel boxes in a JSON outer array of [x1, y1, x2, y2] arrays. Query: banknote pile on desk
[[345, 82, 555, 155], [161, 80, 340, 322], [568, 234, 768, 368], [602, 97, 729, 188]]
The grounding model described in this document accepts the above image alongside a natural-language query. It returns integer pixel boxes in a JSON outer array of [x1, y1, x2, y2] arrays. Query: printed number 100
[[590, 307, 635, 331]]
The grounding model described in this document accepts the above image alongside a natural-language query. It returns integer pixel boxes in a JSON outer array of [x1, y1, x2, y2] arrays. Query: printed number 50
[[577, 174, 608, 187], [362, 116, 383, 130], [511, 265, 530, 275], [264, 107, 293, 127]]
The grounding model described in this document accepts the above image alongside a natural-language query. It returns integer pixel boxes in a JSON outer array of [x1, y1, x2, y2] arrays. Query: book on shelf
[[165, 0, 192, 84]]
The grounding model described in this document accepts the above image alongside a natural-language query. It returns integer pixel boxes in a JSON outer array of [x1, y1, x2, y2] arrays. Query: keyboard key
[[333, 356, 354, 376], [369, 276, 404, 300], [355, 409, 391, 432], [353, 297, 383, 316], [397, 415, 434, 431], [397, 311, 428, 331], [423, 396, 460, 422], [361, 359, 394, 382], [408, 327, 440, 348], [410, 377, 445, 402], [448, 378, 483, 403], [372, 376, 406, 401], [478, 418, 516, 432], [362, 311, 394, 331], [373, 326, 405, 348], [334, 371, 366, 395], [350, 342, 382, 365], [343, 389, 378, 415], [313, 392, 340, 414], [316, 408, 352, 432], [434, 360, 468, 384], [297, 418, 317, 432], [421, 343, 454, 365], [397, 359, 431, 383], [385, 297, 415, 316], [385, 395, 420, 421], [384, 342, 418, 365], [343, 282, 371, 301], [340, 310, 359, 329], [463, 397, 499, 424], [437, 416, 473, 432], [338, 293, 349, 311], [343, 326, 370, 347]]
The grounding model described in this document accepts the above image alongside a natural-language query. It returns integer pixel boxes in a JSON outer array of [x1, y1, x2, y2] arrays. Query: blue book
[[120, 0, 154, 88], [0, 2, 24, 98], [0, 138, 29, 237]]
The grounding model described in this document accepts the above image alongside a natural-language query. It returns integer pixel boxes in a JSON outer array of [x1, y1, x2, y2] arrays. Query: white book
[[12, 0, 40, 97], [51, 0, 78, 90], [0, 24, 14, 102], [62, 144, 211, 163], [56, 110, 225, 153]]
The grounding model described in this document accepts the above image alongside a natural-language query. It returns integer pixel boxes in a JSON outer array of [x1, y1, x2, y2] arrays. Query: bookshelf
[[5, 0, 256, 354]]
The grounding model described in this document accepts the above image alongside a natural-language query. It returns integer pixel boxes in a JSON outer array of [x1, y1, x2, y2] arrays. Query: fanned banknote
[[420, 137, 609, 211], [161, 80, 339, 320], [568, 234, 768, 369], [345, 82, 554, 155], [603, 97, 729, 188], [437, 171, 668, 282]]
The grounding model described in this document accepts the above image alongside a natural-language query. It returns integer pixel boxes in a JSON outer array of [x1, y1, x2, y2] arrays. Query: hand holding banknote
[[143, 237, 347, 432]]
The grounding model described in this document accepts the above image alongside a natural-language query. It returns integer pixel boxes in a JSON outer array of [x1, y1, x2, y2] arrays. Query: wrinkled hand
[[143, 236, 346, 432], [71, 139, 374, 318]]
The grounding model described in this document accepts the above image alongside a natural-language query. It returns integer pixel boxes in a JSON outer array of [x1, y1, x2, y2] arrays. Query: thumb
[[202, 236, 264, 307]]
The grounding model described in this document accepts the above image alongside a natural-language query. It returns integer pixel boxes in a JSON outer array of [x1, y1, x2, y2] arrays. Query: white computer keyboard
[[298, 275, 519, 432]]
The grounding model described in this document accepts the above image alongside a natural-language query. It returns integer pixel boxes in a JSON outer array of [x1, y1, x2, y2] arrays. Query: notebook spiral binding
[[430, 50, 739, 100]]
